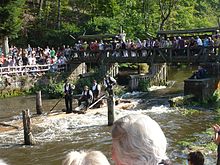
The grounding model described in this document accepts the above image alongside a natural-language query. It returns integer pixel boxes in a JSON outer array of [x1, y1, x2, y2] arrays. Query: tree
[[158, 0, 178, 30], [0, 0, 26, 55]]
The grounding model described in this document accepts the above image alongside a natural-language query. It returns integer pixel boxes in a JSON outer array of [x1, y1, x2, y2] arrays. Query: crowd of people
[[0, 44, 69, 68], [1, 33, 220, 68], [73, 35, 220, 53]]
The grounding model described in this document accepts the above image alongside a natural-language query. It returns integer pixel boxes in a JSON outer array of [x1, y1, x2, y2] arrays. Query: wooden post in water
[[36, 91, 43, 115], [22, 109, 35, 145], [107, 95, 115, 126]]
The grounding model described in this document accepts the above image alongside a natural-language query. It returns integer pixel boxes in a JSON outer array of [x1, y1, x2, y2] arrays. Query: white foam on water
[[121, 91, 144, 99], [0, 102, 176, 146], [148, 85, 166, 91], [145, 105, 175, 113]]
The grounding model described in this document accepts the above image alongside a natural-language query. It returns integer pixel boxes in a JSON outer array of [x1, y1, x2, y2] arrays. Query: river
[[0, 66, 219, 165]]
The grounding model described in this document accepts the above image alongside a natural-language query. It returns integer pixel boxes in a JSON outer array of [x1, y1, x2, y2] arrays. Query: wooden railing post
[[22, 109, 35, 145], [107, 95, 115, 126], [36, 91, 43, 115]]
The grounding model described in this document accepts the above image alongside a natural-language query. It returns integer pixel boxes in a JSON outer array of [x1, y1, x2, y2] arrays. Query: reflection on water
[[0, 67, 219, 165]]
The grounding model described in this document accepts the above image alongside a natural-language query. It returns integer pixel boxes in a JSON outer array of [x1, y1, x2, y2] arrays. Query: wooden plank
[[0, 122, 19, 129], [88, 94, 106, 109]]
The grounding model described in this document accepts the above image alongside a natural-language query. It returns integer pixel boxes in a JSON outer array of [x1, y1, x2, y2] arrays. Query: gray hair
[[0, 159, 8, 165], [62, 150, 110, 165], [112, 114, 167, 165]]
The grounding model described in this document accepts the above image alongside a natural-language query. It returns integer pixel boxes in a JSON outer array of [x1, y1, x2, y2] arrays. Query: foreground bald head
[[62, 150, 110, 165], [112, 114, 168, 165]]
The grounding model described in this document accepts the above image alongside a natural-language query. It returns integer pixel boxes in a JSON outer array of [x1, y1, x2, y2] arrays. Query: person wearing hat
[[64, 79, 75, 113], [78, 85, 93, 110], [103, 75, 117, 96]]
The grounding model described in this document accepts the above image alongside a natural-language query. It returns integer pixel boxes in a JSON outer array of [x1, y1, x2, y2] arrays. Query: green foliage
[[138, 79, 150, 92], [139, 64, 149, 73], [178, 108, 201, 116], [0, 89, 25, 99], [75, 78, 93, 94], [3, 0, 220, 46], [46, 83, 64, 99], [212, 89, 220, 102], [0, 0, 26, 38], [114, 85, 127, 97], [119, 63, 138, 70], [31, 82, 64, 99], [86, 17, 118, 34]]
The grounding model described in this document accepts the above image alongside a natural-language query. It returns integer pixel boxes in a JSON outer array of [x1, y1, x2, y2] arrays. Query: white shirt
[[104, 76, 116, 88], [92, 83, 101, 91]]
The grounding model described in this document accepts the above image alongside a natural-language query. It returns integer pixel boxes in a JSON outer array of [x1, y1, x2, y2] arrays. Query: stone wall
[[184, 78, 218, 101], [67, 63, 87, 81], [184, 63, 220, 101], [0, 63, 87, 96]]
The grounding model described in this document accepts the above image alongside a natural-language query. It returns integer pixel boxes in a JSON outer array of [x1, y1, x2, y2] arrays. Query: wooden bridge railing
[[0, 63, 67, 76], [69, 46, 220, 64]]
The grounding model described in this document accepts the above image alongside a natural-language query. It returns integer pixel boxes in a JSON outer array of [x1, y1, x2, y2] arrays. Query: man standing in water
[[92, 80, 101, 102], [64, 79, 75, 114], [103, 75, 117, 96], [91, 80, 102, 108]]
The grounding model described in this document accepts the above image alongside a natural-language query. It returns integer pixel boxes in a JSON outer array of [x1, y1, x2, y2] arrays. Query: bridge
[[69, 46, 220, 64]]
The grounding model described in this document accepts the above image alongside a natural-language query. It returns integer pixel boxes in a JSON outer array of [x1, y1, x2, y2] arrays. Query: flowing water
[[0, 66, 219, 165]]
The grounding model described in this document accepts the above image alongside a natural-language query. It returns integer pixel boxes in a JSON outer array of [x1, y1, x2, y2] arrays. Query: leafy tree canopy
[[0, 0, 26, 38], [0, 0, 218, 47]]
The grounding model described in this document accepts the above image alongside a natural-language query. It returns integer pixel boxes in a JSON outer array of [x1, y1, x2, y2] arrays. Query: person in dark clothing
[[91, 80, 102, 108], [64, 80, 74, 114], [189, 66, 207, 79], [22, 54, 29, 65], [91, 80, 101, 102], [78, 85, 93, 110], [103, 75, 117, 96]]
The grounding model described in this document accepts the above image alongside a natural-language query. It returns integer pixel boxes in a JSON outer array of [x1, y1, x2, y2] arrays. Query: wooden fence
[[129, 63, 167, 91], [0, 63, 67, 76]]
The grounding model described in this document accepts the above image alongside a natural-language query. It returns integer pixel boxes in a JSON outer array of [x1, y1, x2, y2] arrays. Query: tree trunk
[[57, 0, 61, 29], [160, 20, 166, 31], [38, 0, 43, 17], [3, 36, 9, 56], [218, 17, 220, 28]]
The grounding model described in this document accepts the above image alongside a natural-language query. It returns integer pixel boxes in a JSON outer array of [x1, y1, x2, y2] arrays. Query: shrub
[[138, 79, 150, 92]]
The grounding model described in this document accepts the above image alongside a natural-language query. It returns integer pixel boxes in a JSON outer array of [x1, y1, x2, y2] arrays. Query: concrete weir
[[184, 63, 220, 102]]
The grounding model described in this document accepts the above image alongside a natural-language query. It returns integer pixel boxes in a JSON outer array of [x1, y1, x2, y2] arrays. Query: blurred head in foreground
[[0, 159, 9, 165], [111, 114, 168, 165], [62, 150, 110, 165]]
